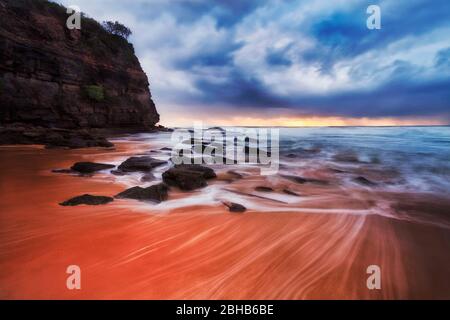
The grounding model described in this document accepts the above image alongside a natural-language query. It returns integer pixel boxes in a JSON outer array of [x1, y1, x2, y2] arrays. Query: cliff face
[[0, 0, 159, 130]]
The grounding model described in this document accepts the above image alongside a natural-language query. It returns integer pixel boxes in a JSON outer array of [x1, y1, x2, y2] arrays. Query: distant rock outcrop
[[0, 0, 160, 145]]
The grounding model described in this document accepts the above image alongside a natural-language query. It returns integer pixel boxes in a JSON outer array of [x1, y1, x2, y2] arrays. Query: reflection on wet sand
[[0, 138, 449, 299]]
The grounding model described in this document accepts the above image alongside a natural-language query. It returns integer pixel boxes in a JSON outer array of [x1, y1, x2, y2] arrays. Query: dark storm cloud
[[299, 0, 450, 73], [287, 78, 450, 118], [59, 0, 450, 120]]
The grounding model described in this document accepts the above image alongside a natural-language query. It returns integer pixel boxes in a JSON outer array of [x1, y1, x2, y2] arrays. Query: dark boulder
[[118, 156, 166, 172], [71, 162, 115, 174], [225, 202, 247, 213], [115, 183, 168, 203], [174, 164, 217, 179], [162, 169, 207, 191], [59, 194, 114, 206], [162, 165, 216, 191]]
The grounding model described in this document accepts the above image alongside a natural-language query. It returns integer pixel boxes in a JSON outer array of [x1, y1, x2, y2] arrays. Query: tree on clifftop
[[102, 21, 132, 39]]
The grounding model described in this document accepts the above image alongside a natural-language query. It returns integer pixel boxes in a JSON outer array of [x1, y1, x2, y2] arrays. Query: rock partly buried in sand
[[118, 156, 166, 173], [162, 164, 216, 191], [70, 162, 115, 174], [224, 202, 247, 213], [353, 176, 377, 186], [280, 174, 329, 185], [59, 194, 114, 206], [283, 188, 301, 196], [255, 186, 274, 192], [115, 183, 169, 203]]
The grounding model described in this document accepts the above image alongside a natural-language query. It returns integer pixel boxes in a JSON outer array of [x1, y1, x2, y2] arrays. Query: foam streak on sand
[[0, 127, 450, 299]]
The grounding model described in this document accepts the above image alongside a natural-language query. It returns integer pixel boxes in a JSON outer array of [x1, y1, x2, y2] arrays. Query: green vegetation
[[102, 21, 132, 40], [83, 85, 104, 102]]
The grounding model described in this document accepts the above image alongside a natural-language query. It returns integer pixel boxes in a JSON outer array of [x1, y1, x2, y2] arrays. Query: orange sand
[[0, 142, 449, 299]]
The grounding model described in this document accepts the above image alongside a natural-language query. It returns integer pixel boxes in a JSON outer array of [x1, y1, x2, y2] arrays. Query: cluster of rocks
[[58, 156, 225, 207], [175, 135, 272, 164], [57, 154, 254, 213]]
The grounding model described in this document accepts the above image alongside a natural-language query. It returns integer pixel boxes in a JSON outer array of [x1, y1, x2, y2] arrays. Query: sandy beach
[[1, 135, 449, 300]]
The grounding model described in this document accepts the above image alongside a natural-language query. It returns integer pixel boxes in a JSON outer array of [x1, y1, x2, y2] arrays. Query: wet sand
[[0, 142, 449, 299]]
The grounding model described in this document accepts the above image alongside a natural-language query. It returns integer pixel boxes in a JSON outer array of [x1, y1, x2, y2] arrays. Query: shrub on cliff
[[102, 21, 132, 40], [83, 85, 104, 102]]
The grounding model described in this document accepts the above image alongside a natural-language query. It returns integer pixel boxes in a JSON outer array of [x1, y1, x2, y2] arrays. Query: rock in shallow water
[[115, 183, 169, 203], [353, 176, 377, 186], [70, 162, 115, 174], [59, 194, 114, 206], [118, 156, 166, 173], [141, 173, 156, 182], [174, 164, 217, 179], [280, 174, 328, 186], [225, 202, 247, 213], [162, 164, 216, 191]]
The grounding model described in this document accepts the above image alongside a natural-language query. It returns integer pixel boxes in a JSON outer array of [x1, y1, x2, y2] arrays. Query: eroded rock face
[[0, 0, 159, 131], [0, 125, 113, 148]]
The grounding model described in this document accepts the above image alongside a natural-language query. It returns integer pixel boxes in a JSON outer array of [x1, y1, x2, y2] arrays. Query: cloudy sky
[[57, 0, 450, 126]]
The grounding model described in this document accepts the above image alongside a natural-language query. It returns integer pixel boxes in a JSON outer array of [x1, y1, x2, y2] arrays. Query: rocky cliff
[[0, 0, 159, 134]]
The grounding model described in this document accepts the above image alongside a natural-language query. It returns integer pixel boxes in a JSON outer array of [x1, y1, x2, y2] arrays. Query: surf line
[[176, 304, 210, 318]]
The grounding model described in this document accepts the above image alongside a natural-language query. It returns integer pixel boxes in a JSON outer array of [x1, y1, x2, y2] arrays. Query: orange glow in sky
[[160, 110, 447, 127]]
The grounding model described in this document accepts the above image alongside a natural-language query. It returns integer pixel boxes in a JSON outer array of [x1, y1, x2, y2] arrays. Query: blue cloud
[[58, 0, 450, 121], [265, 45, 293, 67]]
